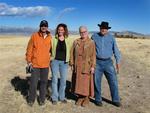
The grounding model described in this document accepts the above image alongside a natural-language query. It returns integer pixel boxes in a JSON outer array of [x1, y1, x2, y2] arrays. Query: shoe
[[39, 101, 45, 106], [75, 98, 84, 106], [81, 97, 89, 107], [113, 102, 121, 107], [60, 99, 67, 104], [52, 100, 57, 105], [95, 101, 103, 106], [27, 101, 34, 107]]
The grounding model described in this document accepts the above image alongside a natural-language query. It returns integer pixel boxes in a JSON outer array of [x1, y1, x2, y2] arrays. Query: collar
[[38, 31, 50, 37], [76, 37, 90, 45]]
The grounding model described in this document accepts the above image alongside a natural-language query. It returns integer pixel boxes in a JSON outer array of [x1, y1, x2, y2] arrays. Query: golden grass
[[0, 35, 150, 113]]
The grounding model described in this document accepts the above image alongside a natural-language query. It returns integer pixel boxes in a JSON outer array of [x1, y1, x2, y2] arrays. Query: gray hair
[[79, 26, 88, 32]]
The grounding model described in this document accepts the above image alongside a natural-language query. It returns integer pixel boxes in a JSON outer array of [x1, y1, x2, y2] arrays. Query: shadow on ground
[[10, 76, 77, 102], [10, 76, 114, 106]]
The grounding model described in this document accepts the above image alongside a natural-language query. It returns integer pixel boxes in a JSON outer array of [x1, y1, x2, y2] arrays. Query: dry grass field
[[0, 35, 150, 113]]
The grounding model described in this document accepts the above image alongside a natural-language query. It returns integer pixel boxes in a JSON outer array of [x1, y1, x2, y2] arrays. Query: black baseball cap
[[40, 20, 48, 27]]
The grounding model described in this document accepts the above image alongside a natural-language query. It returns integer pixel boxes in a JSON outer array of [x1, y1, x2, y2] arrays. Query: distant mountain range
[[90, 31, 150, 38], [0, 26, 149, 38], [0, 26, 38, 35], [110, 31, 150, 38], [0, 26, 78, 36]]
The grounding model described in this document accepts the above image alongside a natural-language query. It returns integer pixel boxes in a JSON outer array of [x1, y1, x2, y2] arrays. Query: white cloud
[[57, 7, 76, 20], [0, 3, 51, 17]]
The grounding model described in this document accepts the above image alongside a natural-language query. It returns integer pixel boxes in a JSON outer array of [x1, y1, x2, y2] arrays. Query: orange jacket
[[26, 31, 52, 68]]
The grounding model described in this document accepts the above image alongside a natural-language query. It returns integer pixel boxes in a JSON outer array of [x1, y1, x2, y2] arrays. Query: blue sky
[[0, 0, 149, 34]]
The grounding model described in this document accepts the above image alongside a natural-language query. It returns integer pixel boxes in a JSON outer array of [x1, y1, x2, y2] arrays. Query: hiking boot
[[75, 98, 84, 106], [27, 101, 34, 107], [52, 100, 57, 105], [113, 102, 122, 107], [95, 101, 103, 106], [39, 101, 45, 106], [60, 99, 67, 104], [81, 96, 89, 107]]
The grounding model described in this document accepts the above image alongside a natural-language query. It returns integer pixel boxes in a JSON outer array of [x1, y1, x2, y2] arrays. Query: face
[[100, 28, 108, 35], [40, 25, 48, 33], [79, 27, 88, 39], [58, 26, 65, 36]]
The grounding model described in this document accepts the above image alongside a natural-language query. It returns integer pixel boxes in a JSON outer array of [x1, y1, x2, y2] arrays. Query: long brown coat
[[70, 37, 96, 97], [70, 37, 96, 73]]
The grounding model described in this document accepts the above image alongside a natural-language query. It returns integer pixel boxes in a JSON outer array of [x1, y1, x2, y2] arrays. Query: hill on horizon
[[0, 26, 149, 38]]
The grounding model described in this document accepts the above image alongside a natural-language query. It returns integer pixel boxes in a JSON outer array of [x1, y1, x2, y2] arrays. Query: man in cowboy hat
[[91, 21, 121, 107]]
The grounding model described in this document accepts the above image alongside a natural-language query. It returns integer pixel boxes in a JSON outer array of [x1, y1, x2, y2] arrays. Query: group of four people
[[25, 20, 121, 107]]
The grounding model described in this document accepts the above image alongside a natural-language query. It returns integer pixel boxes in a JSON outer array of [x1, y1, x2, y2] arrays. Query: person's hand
[[71, 65, 74, 71], [27, 62, 32, 66], [90, 67, 95, 74], [116, 64, 120, 74], [26, 62, 33, 73]]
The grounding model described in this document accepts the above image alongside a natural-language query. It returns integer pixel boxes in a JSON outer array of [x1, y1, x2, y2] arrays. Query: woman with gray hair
[[70, 26, 96, 107]]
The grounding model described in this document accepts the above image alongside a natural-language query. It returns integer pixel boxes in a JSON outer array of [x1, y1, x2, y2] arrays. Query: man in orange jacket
[[26, 20, 52, 106]]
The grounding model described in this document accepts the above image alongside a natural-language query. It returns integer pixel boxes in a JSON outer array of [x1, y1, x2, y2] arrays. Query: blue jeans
[[51, 59, 68, 101], [94, 59, 120, 102]]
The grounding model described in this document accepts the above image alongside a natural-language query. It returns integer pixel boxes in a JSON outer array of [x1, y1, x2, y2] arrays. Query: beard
[[40, 28, 47, 33]]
